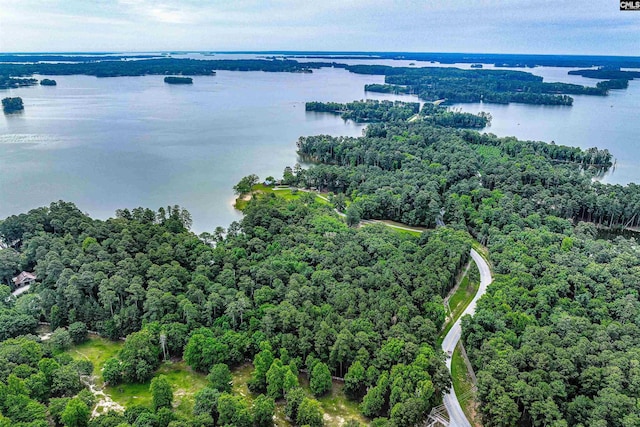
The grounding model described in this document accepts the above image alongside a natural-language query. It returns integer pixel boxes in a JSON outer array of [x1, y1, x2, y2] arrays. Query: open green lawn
[[360, 219, 427, 237], [66, 336, 123, 385], [107, 361, 208, 416], [234, 184, 331, 211], [448, 263, 480, 316], [297, 375, 368, 426], [474, 145, 506, 163], [69, 338, 366, 424], [232, 364, 367, 426], [381, 223, 423, 237], [316, 382, 368, 426], [451, 344, 479, 426], [67, 337, 207, 417]]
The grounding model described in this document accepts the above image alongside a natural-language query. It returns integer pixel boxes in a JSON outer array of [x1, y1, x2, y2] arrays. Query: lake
[[0, 67, 415, 233], [1, 56, 639, 232], [448, 68, 640, 186]]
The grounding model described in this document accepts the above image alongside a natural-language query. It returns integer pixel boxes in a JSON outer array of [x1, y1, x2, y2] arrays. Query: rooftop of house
[[12, 271, 36, 286]]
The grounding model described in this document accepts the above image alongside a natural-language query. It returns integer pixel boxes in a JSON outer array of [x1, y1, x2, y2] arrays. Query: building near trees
[[12, 271, 36, 289]]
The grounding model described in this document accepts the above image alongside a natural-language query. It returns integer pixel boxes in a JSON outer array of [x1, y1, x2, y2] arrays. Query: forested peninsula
[[1, 55, 631, 107], [1, 69, 640, 426], [305, 100, 490, 128], [346, 66, 618, 106], [0, 76, 38, 89], [0, 54, 161, 63], [276, 51, 640, 69], [0, 58, 342, 78], [568, 68, 640, 80], [291, 101, 640, 426]]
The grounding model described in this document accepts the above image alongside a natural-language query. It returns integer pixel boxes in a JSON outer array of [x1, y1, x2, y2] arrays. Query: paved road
[[291, 188, 493, 425], [441, 249, 492, 426]]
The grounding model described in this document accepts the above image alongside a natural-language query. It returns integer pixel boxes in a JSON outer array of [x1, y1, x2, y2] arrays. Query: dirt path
[[80, 375, 126, 417]]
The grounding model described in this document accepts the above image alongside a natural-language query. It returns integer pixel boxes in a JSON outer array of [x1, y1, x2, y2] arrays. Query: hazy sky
[[1, 0, 638, 55]]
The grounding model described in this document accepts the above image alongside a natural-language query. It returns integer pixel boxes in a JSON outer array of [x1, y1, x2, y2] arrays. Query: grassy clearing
[[232, 364, 290, 426], [451, 344, 479, 426], [232, 365, 367, 427], [107, 361, 208, 416], [377, 220, 427, 237], [449, 263, 480, 316], [388, 227, 422, 237], [438, 262, 480, 345], [474, 145, 506, 163], [317, 382, 368, 426], [231, 363, 254, 401], [67, 336, 123, 383], [67, 337, 207, 417], [297, 375, 368, 426], [234, 185, 331, 211]]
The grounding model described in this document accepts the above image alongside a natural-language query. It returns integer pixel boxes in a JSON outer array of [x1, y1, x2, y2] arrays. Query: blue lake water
[[1, 55, 638, 232], [0, 67, 416, 232]]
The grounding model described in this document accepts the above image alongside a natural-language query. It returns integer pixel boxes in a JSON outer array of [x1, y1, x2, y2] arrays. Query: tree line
[[305, 100, 490, 128], [0, 76, 37, 89], [292, 52, 640, 69], [0, 58, 348, 79], [292, 119, 636, 232], [2, 97, 24, 113], [0, 195, 472, 425], [341, 65, 626, 106], [285, 98, 640, 425]]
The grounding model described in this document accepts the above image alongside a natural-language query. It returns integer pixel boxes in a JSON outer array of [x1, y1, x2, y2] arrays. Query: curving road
[[441, 249, 492, 426], [285, 189, 493, 424]]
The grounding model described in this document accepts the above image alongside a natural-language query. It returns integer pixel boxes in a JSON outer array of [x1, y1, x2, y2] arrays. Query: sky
[[0, 0, 639, 55]]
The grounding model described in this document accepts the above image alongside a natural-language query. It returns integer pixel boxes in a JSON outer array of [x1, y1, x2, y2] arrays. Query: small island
[[2, 96, 24, 113], [40, 78, 57, 86], [164, 76, 193, 84], [0, 76, 38, 89]]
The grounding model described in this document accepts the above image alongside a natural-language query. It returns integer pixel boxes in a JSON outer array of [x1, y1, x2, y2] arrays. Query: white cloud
[[0, 0, 637, 54]]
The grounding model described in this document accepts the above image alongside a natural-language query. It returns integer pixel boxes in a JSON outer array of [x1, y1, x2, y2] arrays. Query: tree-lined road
[[441, 249, 492, 427], [271, 189, 493, 425]]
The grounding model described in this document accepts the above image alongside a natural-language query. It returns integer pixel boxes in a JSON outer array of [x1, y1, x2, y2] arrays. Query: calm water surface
[[449, 71, 640, 186], [0, 67, 415, 232], [1, 56, 639, 232]]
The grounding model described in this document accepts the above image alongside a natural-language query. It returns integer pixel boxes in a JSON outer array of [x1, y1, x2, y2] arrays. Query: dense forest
[[2, 97, 24, 113], [2, 75, 640, 426], [293, 119, 637, 232], [305, 100, 420, 123], [462, 218, 640, 426], [0, 197, 471, 426], [305, 100, 490, 128], [0, 332, 96, 427], [347, 66, 620, 106], [568, 68, 640, 80], [0, 76, 38, 89], [288, 100, 640, 425], [0, 54, 161, 63]]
